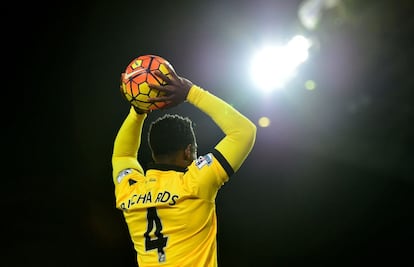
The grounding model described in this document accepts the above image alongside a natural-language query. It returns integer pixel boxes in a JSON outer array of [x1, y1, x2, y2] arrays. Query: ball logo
[[123, 68, 147, 80]]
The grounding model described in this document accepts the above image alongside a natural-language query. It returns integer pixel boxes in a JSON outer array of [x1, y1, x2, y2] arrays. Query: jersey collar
[[147, 163, 188, 172]]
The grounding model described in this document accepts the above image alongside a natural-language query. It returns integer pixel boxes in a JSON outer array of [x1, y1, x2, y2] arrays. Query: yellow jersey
[[112, 85, 256, 266]]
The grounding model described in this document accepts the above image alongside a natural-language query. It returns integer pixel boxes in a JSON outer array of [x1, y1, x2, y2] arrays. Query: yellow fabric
[[112, 85, 256, 267], [186, 86, 256, 172], [112, 107, 146, 183]]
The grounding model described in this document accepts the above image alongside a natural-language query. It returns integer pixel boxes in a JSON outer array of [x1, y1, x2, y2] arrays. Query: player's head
[[148, 114, 197, 165]]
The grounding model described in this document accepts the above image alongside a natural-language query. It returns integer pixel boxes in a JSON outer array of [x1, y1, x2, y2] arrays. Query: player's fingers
[[148, 95, 174, 102], [162, 63, 180, 81], [153, 70, 171, 84], [148, 83, 174, 93]]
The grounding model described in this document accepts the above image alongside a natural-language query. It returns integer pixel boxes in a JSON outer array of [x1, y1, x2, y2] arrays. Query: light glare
[[258, 117, 271, 127], [250, 35, 312, 92], [305, 80, 316, 90]]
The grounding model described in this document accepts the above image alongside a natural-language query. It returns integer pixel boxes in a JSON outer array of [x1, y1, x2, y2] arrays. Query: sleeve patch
[[117, 168, 133, 184], [195, 153, 213, 169]]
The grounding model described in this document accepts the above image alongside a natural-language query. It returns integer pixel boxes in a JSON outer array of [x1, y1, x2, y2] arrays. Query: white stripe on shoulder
[[117, 168, 133, 184]]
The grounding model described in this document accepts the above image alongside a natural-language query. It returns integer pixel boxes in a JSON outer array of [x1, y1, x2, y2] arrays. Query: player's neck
[[154, 151, 190, 168]]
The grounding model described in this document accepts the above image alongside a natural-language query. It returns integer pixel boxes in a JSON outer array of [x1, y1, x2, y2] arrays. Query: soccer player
[[112, 63, 256, 266]]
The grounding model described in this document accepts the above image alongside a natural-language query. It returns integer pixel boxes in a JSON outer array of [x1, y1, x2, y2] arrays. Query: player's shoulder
[[194, 153, 214, 170], [192, 150, 234, 177], [115, 168, 143, 184], [189, 152, 225, 178], [186, 152, 229, 191]]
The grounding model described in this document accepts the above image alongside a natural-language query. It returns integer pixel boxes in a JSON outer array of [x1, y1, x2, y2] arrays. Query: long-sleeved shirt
[[112, 85, 256, 267]]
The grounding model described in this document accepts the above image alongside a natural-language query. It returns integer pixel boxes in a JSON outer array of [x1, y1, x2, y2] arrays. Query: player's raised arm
[[111, 107, 146, 184], [187, 86, 256, 174], [149, 65, 257, 174]]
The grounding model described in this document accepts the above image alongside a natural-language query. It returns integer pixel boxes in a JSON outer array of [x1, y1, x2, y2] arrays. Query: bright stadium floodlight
[[250, 35, 312, 92]]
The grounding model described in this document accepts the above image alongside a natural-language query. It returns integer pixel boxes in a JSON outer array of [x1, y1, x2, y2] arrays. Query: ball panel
[[133, 73, 147, 84], [123, 93, 133, 102], [138, 83, 150, 94], [149, 60, 161, 71], [140, 57, 151, 69], [136, 93, 150, 102], [152, 102, 168, 110], [133, 100, 152, 111], [158, 64, 169, 75], [148, 89, 160, 98], [129, 82, 140, 97], [147, 73, 161, 85], [134, 59, 143, 68]]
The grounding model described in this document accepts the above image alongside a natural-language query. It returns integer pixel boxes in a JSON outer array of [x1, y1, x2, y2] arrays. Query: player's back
[[115, 160, 225, 267]]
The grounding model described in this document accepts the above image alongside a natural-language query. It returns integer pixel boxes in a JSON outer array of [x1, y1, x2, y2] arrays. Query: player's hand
[[148, 64, 193, 109]]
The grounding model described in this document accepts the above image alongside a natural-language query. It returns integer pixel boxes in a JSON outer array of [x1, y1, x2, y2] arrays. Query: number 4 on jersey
[[144, 207, 168, 262]]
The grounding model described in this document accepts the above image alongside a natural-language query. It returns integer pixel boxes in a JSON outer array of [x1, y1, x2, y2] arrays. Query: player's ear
[[184, 144, 192, 161]]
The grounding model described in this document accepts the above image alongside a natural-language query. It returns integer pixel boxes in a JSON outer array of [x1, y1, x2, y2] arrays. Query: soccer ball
[[120, 54, 173, 111]]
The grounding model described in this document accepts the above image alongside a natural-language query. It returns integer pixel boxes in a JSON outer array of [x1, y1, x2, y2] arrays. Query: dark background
[[5, 0, 413, 266]]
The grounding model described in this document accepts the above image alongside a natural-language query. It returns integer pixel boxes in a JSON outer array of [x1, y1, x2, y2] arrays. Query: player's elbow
[[235, 119, 257, 153], [244, 119, 257, 147]]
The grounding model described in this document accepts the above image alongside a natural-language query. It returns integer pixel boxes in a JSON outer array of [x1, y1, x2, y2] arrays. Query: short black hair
[[148, 114, 196, 157]]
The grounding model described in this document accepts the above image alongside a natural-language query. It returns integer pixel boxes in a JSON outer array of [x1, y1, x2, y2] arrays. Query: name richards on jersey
[[120, 190, 179, 211]]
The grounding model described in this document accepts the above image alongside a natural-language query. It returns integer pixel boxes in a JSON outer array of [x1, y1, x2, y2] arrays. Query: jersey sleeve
[[112, 106, 147, 185], [186, 85, 256, 176]]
